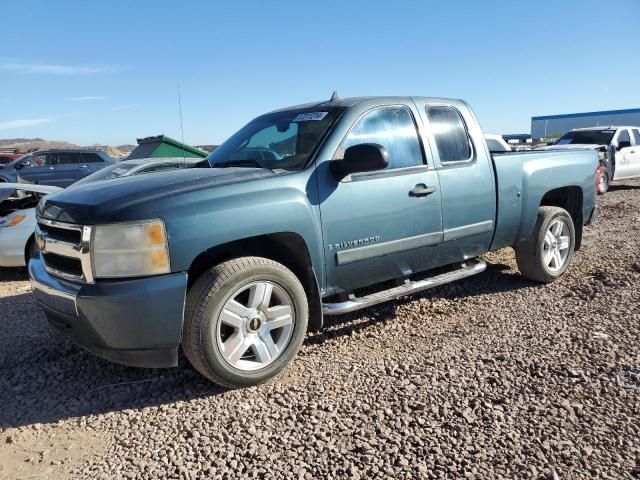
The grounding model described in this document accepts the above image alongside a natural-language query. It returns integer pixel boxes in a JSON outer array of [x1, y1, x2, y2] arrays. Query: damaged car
[[538, 126, 640, 194], [0, 183, 61, 267]]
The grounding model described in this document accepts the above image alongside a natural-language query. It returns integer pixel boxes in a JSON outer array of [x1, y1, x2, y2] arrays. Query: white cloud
[[68, 96, 107, 101], [0, 63, 120, 75], [111, 104, 137, 111], [0, 118, 52, 129]]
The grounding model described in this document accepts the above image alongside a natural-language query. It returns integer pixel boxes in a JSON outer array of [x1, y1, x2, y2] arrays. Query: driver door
[[614, 129, 635, 180], [15, 153, 51, 184], [318, 105, 443, 295]]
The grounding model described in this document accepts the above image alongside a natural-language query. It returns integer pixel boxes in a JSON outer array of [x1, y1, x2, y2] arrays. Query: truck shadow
[[0, 261, 529, 429], [0, 267, 28, 282], [608, 183, 640, 192], [0, 289, 225, 429], [306, 261, 537, 345]]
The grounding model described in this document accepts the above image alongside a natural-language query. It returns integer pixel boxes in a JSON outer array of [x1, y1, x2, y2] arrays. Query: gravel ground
[[1, 180, 639, 479]]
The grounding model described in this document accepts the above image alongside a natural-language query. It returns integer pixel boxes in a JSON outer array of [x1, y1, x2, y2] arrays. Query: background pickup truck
[[29, 96, 598, 388], [537, 126, 640, 194]]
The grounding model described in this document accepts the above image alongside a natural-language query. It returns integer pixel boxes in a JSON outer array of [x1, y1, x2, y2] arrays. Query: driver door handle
[[409, 184, 437, 197]]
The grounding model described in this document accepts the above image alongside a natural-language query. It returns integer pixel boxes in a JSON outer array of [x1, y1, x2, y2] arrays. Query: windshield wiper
[[212, 158, 267, 170]]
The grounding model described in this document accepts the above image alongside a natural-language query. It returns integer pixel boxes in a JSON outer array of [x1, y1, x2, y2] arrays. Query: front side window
[[426, 106, 472, 163], [617, 129, 631, 147], [342, 106, 424, 170], [207, 108, 343, 171], [31, 154, 46, 166]]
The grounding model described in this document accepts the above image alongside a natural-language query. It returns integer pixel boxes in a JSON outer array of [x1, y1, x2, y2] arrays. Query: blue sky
[[1, 0, 639, 146]]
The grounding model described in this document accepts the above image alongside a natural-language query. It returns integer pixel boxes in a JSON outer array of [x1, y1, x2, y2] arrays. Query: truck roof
[[268, 96, 467, 113], [571, 126, 638, 131]]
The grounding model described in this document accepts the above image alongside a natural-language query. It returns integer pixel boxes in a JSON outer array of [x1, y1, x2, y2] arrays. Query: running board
[[322, 259, 487, 315]]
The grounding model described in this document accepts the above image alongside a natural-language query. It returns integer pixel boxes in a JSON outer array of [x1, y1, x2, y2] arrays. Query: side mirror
[[14, 162, 25, 170], [617, 141, 631, 150], [331, 143, 389, 178]]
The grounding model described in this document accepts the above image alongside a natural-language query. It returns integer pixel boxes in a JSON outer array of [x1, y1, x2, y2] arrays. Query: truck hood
[[536, 144, 605, 151], [38, 167, 277, 224]]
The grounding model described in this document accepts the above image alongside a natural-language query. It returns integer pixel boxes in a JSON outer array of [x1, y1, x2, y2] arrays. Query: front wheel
[[182, 257, 308, 388], [596, 164, 609, 195], [515, 206, 575, 283]]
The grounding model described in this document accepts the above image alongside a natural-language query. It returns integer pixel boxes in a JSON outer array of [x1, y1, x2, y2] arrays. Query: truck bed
[[490, 149, 598, 250]]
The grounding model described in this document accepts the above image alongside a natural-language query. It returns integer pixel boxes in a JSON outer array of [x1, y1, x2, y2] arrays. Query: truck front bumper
[[28, 256, 188, 368]]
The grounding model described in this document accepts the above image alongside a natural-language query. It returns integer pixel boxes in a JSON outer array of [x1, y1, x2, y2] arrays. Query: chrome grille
[[36, 218, 94, 283]]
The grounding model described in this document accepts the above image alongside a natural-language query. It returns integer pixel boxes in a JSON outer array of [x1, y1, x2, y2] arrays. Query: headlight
[[0, 214, 26, 228], [93, 219, 170, 278]]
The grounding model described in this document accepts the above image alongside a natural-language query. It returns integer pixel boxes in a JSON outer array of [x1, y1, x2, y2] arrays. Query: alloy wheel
[[215, 281, 295, 371]]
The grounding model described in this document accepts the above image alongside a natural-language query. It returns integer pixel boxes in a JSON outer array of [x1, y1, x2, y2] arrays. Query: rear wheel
[[596, 164, 609, 195], [516, 206, 575, 283], [182, 257, 308, 388]]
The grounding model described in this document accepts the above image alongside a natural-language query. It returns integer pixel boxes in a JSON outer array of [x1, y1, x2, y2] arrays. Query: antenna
[[177, 83, 186, 164], [330, 90, 339, 102]]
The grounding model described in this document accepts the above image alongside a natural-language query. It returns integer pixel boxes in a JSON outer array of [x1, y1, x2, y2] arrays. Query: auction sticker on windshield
[[293, 112, 328, 122]]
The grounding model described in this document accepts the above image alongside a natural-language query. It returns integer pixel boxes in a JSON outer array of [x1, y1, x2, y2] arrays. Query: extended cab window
[[426, 106, 472, 163], [342, 106, 424, 170], [633, 129, 640, 145]]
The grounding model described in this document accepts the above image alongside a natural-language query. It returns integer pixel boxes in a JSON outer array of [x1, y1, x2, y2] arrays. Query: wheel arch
[[539, 186, 583, 250], [187, 232, 323, 330], [24, 233, 36, 264]]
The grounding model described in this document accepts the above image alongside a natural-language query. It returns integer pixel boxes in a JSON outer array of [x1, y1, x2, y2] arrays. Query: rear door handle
[[409, 184, 437, 197]]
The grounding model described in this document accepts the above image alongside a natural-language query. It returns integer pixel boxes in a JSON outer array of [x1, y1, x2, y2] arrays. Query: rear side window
[[82, 152, 105, 163], [632, 129, 640, 145], [426, 106, 472, 163], [342, 106, 424, 170]]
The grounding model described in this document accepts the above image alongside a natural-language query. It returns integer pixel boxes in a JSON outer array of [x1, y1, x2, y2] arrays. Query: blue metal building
[[531, 108, 640, 139]]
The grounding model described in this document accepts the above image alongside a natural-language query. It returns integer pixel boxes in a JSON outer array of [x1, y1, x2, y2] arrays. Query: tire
[[515, 206, 576, 283], [182, 256, 308, 388], [596, 164, 609, 195]]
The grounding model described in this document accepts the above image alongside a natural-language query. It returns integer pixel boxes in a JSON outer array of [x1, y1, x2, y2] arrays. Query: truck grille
[[35, 218, 94, 283]]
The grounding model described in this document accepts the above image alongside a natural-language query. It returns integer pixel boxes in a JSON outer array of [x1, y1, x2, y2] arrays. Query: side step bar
[[322, 258, 487, 316]]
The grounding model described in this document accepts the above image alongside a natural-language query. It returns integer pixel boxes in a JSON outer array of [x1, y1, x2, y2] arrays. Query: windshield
[[73, 163, 139, 185], [555, 130, 615, 145], [207, 107, 344, 171]]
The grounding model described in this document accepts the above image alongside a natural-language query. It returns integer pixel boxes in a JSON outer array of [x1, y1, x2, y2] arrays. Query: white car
[[484, 134, 512, 153], [537, 126, 640, 193], [0, 183, 61, 267]]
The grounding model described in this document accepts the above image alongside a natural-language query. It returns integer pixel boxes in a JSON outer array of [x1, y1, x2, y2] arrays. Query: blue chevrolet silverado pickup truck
[[29, 96, 599, 387]]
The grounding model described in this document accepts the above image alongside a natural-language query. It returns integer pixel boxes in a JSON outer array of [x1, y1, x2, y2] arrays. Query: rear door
[[79, 152, 109, 178], [417, 102, 496, 266], [318, 104, 443, 294]]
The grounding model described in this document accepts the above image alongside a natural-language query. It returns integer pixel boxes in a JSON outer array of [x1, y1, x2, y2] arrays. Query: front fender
[[160, 172, 325, 286]]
